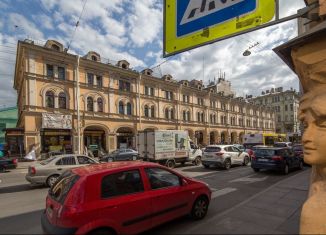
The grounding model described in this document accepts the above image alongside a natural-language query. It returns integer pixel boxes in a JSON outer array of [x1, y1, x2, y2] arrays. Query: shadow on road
[[0, 209, 43, 234], [0, 183, 45, 194]]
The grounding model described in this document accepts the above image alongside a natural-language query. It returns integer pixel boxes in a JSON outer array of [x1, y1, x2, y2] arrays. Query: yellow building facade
[[14, 39, 275, 155]]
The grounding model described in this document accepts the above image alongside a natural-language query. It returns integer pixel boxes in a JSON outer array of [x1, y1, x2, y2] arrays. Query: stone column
[[274, 17, 326, 234]]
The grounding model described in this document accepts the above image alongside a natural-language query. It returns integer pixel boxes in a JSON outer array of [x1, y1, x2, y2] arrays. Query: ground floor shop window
[[41, 129, 72, 153]]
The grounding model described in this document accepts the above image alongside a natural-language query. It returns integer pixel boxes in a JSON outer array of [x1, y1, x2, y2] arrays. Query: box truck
[[136, 130, 202, 168]]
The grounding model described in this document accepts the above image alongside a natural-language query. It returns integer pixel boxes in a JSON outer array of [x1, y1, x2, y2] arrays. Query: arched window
[[165, 108, 169, 119], [197, 112, 200, 122], [87, 97, 94, 112], [58, 92, 67, 109], [201, 113, 204, 122], [170, 109, 174, 120], [51, 44, 60, 51], [97, 97, 103, 112], [126, 102, 132, 115], [45, 91, 55, 108], [210, 114, 213, 123], [183, 111, 186, 121], [150, 106, 155, 118], [187, 111, 191, 121], [119, 101, 124, 114], [144, 105, 149, 117]]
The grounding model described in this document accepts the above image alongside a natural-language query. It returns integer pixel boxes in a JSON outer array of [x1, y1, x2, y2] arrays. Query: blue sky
[[0, 0, 306, 108]]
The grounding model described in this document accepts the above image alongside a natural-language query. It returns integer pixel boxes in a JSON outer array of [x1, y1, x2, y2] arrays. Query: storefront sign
[[42, 113, 72, 130]]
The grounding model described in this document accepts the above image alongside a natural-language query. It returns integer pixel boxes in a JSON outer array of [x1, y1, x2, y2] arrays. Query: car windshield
[[293, 145, 303, 151], [205, 147, 221, 152], [40, 157, 57, 165], [49, 170, 80, 204], [254, 149, 275, 157]]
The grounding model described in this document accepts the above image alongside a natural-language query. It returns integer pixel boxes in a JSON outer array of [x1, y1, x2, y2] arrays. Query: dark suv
[[251, 147, 303, 174]]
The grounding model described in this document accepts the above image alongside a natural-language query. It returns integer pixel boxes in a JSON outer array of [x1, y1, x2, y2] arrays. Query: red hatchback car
[[41, 161, 211, 235]]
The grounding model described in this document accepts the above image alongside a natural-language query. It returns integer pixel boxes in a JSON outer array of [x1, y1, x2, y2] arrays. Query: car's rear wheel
[[166, 159, 176, 168], [46, 174, 59, 187], [243, 156, 249, 166], [283, 164, 289, 175], [299, 161, 304, 170], [224, 159, 231, 170], [191, 196, 209, 220], [203, 164, 209, 169], [193, 156, 201, 166]]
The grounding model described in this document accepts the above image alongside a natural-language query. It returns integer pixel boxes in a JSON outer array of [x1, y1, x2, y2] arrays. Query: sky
[[0, 0, 306, 108]]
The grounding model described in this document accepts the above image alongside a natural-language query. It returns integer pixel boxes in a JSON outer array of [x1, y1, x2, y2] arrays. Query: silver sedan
[[25, 154, 98, 187]]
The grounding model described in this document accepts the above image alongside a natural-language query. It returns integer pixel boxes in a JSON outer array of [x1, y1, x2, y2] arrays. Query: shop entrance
[[84, 127, 106, 156], [41, 129, 72, 153], [116, 127, 134, 149]]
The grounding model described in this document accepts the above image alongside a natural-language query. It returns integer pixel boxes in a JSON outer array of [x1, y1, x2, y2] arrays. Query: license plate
[[46, 207, 53, 218], [258, 159, 269, 162]]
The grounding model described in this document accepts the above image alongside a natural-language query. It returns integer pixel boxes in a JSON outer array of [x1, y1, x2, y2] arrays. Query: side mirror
[[181, 178, 188, 186]]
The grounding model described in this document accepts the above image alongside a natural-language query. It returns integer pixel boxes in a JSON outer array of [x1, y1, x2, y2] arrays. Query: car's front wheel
[[46, 174, 59, 187], [224, 159, 231, 170], [193, 156, 201, 166], [191, 196, 209, 220], [243, 156, 250, 166]]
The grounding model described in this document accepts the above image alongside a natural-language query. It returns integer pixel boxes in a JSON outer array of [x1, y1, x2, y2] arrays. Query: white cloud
[[127, 0, 162, 47], [8, 13, 44, 39], [32, 14, 54, 30]]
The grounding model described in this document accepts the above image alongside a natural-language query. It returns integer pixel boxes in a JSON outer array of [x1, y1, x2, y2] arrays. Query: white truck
[[136, 130, 202, 168]]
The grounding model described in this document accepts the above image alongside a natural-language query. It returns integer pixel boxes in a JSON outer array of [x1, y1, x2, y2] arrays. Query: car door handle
[[57, 168, 62, 171]]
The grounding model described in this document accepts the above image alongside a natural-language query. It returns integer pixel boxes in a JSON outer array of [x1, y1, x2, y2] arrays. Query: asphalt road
[[0, 163, 308, 234]]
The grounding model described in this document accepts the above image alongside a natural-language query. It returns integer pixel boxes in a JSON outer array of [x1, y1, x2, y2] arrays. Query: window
[[165, 108, 174, 120], [126, 102, 132, 115], [97, 98, 103, 112], [197, 98, 204, 106], [145, 86, 154, 96], [119, 80, 131, 92], [87, 97, 94, 112], [45, 91, 55, 108], [144, 105, 149, 117], [77, 156, 96, 164], [164, 90, 173, 100], [87, 73, 94, 86], [119, 101, 124, 114], [150, 106, 155, 118], [58, 92, 67, 109], [46, 64, 54, 78], [285, 105, 288, 111], [56, 156, 76, 165], [91, 55, 97, 61], [96, 76, 103, 88], [145, 168, 180, 190], [183, 111, 186, 121], [165, 109, 169, 119], [183, 94, 189, 103], [58, 66, 65, 80], [290, 104, 293, 111], [101, 170, 144, 198], [51, 44, 60, 51]]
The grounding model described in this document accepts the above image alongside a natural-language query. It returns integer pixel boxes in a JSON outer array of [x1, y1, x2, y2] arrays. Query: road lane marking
[[199, 167, 251, 179], [211, 187, 237, 199], [229, 174, 268, 184]]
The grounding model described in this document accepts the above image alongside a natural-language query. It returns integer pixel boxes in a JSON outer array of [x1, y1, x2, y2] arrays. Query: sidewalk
[[189, 168, 310, 234]]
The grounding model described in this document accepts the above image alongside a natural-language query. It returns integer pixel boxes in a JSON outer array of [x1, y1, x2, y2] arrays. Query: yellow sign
[[164, 0, 275, 57]]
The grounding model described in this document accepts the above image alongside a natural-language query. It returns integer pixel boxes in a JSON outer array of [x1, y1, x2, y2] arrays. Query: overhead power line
[[66, 0, 88, 52]]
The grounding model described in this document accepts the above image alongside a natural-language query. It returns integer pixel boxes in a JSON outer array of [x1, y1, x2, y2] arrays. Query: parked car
[[201, 145, 250, 170], [0, 157, 17, 172], [292, 144, 303, 158], [273, 142, 293, 148], [251, 147, 303, 174], [101, 149, 140, 162], [41, 162, 211, 235], [25, 154, 98, 187], [233, 144, 245, 152]]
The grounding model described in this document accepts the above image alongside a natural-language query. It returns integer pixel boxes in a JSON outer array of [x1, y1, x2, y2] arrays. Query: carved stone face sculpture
[[299, 88, 326, 166]]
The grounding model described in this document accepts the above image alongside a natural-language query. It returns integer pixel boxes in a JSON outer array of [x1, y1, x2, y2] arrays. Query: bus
[[243, 133, 286, 149]]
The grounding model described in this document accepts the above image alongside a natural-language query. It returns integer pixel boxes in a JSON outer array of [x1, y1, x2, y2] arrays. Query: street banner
[[42, 113, 72, 129], [164, 0, 275, 57]]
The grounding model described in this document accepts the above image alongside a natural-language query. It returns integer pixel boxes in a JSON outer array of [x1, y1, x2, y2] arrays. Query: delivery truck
[[136, 130, 202, 168]]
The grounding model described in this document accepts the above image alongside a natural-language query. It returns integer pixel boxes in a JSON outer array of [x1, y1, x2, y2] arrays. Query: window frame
[[144, 167, 181, 191], [101, 169, 145, 199]]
